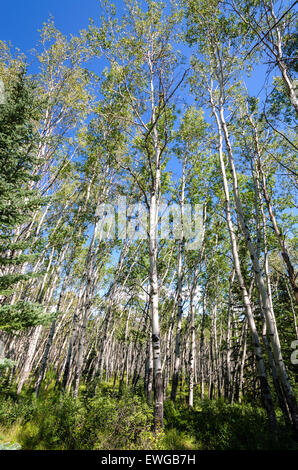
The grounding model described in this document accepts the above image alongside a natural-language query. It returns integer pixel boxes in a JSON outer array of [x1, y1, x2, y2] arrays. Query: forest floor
[[0, 380, 297, 451]]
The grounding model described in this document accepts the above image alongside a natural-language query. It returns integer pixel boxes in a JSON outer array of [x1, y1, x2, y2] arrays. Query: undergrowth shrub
[[83, 391, 155, 449], [164, 398, 298, 450], [0, 393, 35, 426], [0, 387, 159, 450], [1, 384, 297, 450]]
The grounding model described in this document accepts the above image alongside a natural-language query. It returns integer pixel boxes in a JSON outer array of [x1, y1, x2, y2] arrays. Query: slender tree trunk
[[219, 100, 298, 431], [188, 289, 195, 407], [209, 86, 278, 432], [17, 325, 43, 394], [249, 114, 298, 304], [171, 155, 186, 403], [226, 270, 235, 401]]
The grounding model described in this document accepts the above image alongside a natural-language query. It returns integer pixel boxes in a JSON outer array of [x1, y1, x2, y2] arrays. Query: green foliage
[[0, 70, 42, 228], [0, 393, 36, 425], [163, 426, 198, 450], [0, 385, 297, 450], [0, 0, 297, 454], [0, 301, 54, 332], [0, 70, 47, 332], [164, 399, 298, 450], [0, 358, 17, 369], [0, 386, 156, 450], [84, 392, 154, 450]]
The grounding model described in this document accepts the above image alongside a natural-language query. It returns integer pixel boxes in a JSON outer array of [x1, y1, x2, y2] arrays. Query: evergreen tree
[[0, 70, 49, 331]]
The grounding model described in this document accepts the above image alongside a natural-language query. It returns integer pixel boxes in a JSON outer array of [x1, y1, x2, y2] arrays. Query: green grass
[[163, 398, 298, 450], [0, 380, 297, 450]]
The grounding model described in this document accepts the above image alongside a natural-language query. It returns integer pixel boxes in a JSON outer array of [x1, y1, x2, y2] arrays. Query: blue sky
[[0, 0, 102, 52]]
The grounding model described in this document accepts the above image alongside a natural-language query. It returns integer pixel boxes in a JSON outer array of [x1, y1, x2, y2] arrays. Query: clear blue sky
[[0, 0, 102, 52]]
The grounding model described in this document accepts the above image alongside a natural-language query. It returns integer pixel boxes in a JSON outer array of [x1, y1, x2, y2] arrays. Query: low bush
[[0, 385, 297, 450], [0, 387, 158, 450], [164, 398, 298, 450]]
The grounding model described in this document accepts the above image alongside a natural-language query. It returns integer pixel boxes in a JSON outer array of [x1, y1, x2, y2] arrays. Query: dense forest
[[0, 0, 297, 451]]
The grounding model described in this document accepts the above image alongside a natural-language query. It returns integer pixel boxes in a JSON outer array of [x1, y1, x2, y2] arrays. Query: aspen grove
[[0, 0, 297, 451]]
